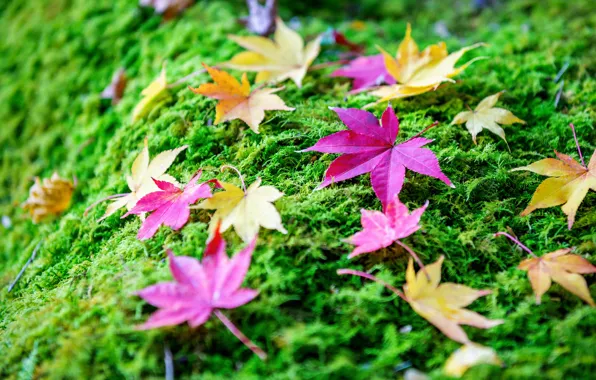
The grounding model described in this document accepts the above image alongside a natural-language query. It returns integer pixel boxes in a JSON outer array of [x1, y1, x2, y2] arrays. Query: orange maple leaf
[[189, 64, 294, 133], [512, 124, 596, 229], [496, 232, 596, 306]]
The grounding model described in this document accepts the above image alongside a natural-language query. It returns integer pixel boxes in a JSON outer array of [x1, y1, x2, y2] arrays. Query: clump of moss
[[1, 0, 595, 378]]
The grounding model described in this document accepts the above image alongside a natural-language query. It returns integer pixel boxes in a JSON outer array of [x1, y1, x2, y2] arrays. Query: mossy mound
[[1, 0, 595, 378]]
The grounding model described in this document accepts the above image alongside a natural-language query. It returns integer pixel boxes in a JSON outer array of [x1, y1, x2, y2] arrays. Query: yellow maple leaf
[[512, 124, 596, 229], [370, 23, 485, 102], [189, 64, 294, 133], [193, 167, 286, 242], [131, 66, 169, 123], [338, 256, 503, 344], [224, 17, 322, 88], [22, 172, 74, 223], [444, 343, 502, 377], [451, 91, 525, 146], [90, 138, 187, 221]]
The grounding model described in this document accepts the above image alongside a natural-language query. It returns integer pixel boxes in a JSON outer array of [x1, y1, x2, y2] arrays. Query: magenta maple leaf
[[346, 195, 428, 259], [330, 55, 396, 92], [303, 107, 453, 208], [122, 170, 219, 240], [135, 226, 267, 359]]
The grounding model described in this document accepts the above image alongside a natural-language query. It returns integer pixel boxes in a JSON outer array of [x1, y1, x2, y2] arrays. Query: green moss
[[1, 0, 595, 378]]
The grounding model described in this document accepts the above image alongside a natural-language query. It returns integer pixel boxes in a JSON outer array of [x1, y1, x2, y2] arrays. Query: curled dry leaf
[[123, 170, 219, 240], [101, 68, 127, 105], [139, 0, 194, 20], [302, 106, 452, 209], [511, 124, 595, 229], [496, 232, 596, 306], [189, 64, 293, 133], [194, 166, 286, 242], [241, 0, 277, 36], [345, 195, 428, 264], [91, 138, 187, 221], [136, 226, 267, 359], [131, 66, 169, 123], [330, 54, 396, 92], [225, 17, 322, 88], [22, 172, 74, 223], [338, 256, 503, 344], [451, 91, 525, 146], [371, 23, 485, 102], [444, 343, 503, 377]]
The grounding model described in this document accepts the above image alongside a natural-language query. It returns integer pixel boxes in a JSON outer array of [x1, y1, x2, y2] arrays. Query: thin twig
[[164, 344, 174, 380], [221, 165, 247, 193], [308, 59, 350, 71], [83, 193, 129, 217], [336, 269, 407, 301], [553, 61, 569, 83], [494, 232, 537, 257], [8, 241, 43, 292], [168, 67, 214, 88], [394, 240, 429, 281], [569, 123, 586, 167], [554, 80, 564, 109], [406, 121, 439, 141], [214, 310, 267, 360]]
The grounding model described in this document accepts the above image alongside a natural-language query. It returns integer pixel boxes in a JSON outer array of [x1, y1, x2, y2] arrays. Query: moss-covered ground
[[1, 0, 595, 378]]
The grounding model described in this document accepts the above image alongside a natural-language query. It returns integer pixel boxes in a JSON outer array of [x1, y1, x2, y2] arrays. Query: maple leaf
[[330, 54, 396, 92], [189, 64, 294, 133], [135, 226, 267, 359], [345, 195, 428, 265], [22, 172, 74, 223], [122, 170, 219, 240], [194, 166, 286, 242], [302, 106, 453, 208], [331, 30, 365, 54], [241, 0, 277, 36], [86, 138, 187, 221], [451, 91, 525, 146], [224, 17, 322, 88], [338, 256, 503, 344], [444, 343, 503, 377], [496, 232, 596, 306], [131, 66, 169, 123], [512, 124, 596, 229], [370, 23, 485, 102], [139, 0, 194, 20], [101, 68, 127, 105]]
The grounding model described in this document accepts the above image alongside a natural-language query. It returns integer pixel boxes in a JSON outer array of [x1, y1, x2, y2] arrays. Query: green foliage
[[1, 0, 595, 378]]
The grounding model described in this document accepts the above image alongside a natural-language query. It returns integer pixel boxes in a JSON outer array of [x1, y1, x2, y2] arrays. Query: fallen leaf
[[370, 23, 485, 102], [139, 0, 194, 20], [511, 124, 596, 229], [136, 225, 267, 359], [101, 68, 127, 105], [194, 166, 286, 242], [91, 138, 187, 221], [451, 91, 525, 146], [444, 343, 502, 377], [189, 64, 293, 133], [241, 0, 277, 36], [302, 106, 453, 208], [225, 17, 322, 87], [22, 173, 74, 223], [132, 66, 169, 123], [345, 195, 428, 260], [332, 30, 365, 54], [338, 256, 503, 344], [496, 231, 596, 306], [330, 54, 396, 92], [404, 368, 429, 380], [122, 170, 218, 240]]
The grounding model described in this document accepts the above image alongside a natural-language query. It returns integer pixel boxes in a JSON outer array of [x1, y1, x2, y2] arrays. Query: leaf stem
[[569, 123, 585, 167], [83, 193, 129, 217], [214, 310, 267, 360], [395, 240, 429, 281], [407, 121, 439, 141], [309, 59, 350, 71], [337, 269, 407, 301], [8, 240, 43, 292], [221, 165, 247, 193], [494, 232, 537, 258]]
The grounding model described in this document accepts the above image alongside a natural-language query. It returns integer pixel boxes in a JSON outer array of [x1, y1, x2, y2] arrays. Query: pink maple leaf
[[303, 106, 453, 208], [346, 195, 428, 259], [135, 226, 267, 359], [330, 55, 396, 92], [122, 170, 219, 240]]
